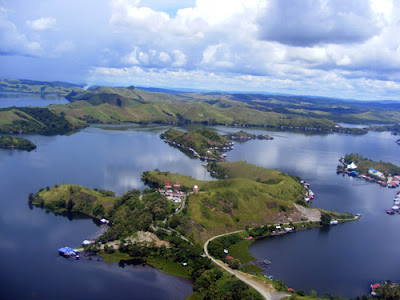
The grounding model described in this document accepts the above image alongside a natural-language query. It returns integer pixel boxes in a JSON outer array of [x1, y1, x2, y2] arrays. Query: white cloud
[[88, 64, 400, 100], [1, 0, 400, 100], [159, 51, 170, 62], [0, 7, 43, 56], [26, 17, 57, 31], [171, 49, 186, 67]]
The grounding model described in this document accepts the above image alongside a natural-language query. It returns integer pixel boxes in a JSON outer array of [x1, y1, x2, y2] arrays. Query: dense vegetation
[[0, 136, 36, 151], [0, 107, 87, 134], [374, 282, 400, 299], [30, 182, 264, 299], [0, 78, 83, 95], [225, 130, 273, 141], [343, 154, 400, 176]]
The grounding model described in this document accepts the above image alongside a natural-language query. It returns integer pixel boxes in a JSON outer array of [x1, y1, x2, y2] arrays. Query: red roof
[[287, 288, 295, 292], [371, 283, 381, 290], [247, 236, 253, 240], [226, 256, 234, 260]]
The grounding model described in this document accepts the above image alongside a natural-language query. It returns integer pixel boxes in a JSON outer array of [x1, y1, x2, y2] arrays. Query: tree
[[228, 259, 240, 269], [93, 204, 104, 217], [320, 213, 332, 226], [375, 282, 400, 300]]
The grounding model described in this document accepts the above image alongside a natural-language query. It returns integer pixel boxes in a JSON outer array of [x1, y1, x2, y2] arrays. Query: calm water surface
[[0, 92, 69, 108], [1, 97, 400, 299], [0, 125, 214, 300], [222, 127, 400, 298]]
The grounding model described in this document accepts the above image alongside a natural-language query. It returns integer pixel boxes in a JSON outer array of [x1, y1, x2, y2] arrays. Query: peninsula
[[0, 135, 36, 151], [30, 161, 357, 299]]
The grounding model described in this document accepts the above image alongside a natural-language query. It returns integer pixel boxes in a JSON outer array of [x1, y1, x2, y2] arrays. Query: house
[[58, 247, 78, 257], [347, 162, 357, 169]]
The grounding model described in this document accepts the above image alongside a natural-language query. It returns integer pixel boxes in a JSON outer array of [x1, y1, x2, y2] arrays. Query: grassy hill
[[4, 79, 400, 134], [142, 161, 307, 243], [0, 78, 83, 96], [0, 107, 87, 134]]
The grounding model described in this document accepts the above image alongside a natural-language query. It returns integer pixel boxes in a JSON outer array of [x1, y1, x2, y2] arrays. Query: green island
[[160, 128, 233, 161], [0, 135, 36, 151], [337, 154, 400, 187], [0, 83, 379, 135], [225, 130, 273, 141], [29, 161, 358, 300], [160, 129, 273, 162]]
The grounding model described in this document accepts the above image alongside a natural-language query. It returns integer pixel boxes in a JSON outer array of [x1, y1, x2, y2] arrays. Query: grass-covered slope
[[59, 86, 363, 130], [0, 107, 88, 134], [0, 78, 83, 95], [0, 136, 36, 151], [142, 161, 306, 243]]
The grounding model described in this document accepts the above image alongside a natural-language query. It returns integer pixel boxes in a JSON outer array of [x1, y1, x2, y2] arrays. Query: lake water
[[222, 128, 400, 298], [1, 95, 400, 299], [0, 92, 69, 108], [0, 124, 213, 300]]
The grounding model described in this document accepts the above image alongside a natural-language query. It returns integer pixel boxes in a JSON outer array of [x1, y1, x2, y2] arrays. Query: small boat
[[387, 210, 395, 215]]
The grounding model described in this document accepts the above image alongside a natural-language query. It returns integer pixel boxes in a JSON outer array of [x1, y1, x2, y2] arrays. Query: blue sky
[[1, 0, 400, 100]]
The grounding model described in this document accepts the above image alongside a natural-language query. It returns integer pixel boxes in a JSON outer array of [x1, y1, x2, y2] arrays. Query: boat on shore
[[58, 247, 79, 257]]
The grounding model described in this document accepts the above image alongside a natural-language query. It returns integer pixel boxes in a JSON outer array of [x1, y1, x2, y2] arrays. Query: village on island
[[337, 154, 400, 215]]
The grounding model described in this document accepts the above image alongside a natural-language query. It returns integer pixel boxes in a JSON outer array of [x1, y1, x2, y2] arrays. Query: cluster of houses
[[301, 181, 315, 203], [338, 159, 400, 188], [158, 181, 186, 203], [386, 191, 400, 215]]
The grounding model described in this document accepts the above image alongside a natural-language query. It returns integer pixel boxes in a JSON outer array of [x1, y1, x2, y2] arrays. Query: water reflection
[[0, 92, 69, 108]]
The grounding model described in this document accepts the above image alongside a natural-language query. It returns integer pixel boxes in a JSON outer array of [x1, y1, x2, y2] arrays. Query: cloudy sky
[[1, 0, 400, 100]]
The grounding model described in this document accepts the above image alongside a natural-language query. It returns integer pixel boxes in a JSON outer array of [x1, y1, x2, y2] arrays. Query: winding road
[[204, 231, 287, 300]]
